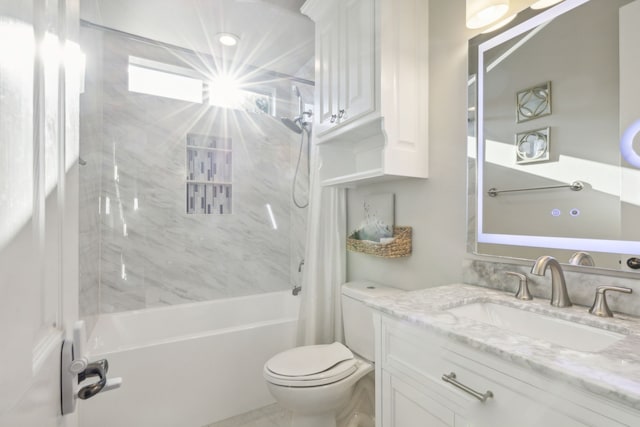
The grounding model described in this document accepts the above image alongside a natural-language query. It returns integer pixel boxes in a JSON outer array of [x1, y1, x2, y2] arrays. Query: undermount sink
[[447, 302, 625, 352]]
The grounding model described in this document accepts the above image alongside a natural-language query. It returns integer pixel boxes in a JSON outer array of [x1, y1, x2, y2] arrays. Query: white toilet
[[263, 281, 402, 427]]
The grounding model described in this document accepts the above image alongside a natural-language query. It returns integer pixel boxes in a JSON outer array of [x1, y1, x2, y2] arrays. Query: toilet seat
[[264, 342, 359, 387]]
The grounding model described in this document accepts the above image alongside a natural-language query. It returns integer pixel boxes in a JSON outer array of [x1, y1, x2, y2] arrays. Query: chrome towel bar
[[487, 180, 584, 197]]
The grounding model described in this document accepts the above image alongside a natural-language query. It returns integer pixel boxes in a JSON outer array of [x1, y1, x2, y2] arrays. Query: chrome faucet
[[531, 255, 572, 307]]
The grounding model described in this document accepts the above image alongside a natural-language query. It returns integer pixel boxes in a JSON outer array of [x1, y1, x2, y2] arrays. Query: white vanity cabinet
[[374, 314, 638, 427], [301, 0, 428, 186]]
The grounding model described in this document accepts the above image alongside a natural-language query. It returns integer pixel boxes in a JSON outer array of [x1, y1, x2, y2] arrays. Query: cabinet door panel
[[340, 0, 375, 123], [382, 371, 454, 427], [315, 14, 339, 134]]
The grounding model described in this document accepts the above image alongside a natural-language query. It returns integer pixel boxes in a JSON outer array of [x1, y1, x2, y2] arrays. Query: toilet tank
[[341, 281, 403, 362]]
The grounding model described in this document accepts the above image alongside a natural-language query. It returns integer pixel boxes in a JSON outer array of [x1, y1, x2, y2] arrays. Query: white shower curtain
[[296, 144, 347, 346]]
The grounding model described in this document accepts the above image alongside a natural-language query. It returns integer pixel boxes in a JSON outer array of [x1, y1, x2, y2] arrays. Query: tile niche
[[186, 133, 232, 214]]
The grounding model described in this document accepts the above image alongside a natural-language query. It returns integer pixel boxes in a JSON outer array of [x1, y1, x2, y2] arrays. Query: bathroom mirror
[[469, 0, 640, 271]]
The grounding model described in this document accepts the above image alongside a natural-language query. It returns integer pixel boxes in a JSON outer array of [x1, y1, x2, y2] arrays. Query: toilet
[[263, 281, 402, 427]]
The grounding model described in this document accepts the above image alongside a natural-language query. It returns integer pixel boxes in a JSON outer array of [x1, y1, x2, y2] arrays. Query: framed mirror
[[468, 0, 640, 271]]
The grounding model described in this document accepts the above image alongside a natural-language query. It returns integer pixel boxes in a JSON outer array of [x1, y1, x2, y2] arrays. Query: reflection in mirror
[[469, 0, 640, 271], [516, 81, 551, 123]]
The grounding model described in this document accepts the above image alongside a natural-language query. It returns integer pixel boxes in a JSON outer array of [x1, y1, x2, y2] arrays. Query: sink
[[447, 302, 625, 352]]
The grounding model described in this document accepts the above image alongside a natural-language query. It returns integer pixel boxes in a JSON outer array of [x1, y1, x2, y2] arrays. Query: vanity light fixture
[[530, 0, 564, 10], [466, 0, 510, 29], [217, 32, 239, 47]]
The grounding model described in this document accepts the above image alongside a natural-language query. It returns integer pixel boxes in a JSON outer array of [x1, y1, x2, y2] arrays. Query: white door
[[0, 0, 80, 425]]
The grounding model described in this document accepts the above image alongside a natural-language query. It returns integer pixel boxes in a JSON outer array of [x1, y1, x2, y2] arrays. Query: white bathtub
[[78, 291, 299, 427]]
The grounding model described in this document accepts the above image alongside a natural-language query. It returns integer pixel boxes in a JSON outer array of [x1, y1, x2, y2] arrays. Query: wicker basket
[[346, 226, 412, 258]]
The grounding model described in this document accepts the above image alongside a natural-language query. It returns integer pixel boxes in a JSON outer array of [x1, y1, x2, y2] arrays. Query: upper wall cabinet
[[301, 0, 429, 187]]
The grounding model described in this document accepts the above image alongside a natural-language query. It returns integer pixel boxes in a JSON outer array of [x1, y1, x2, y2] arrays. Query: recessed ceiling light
[[217, 33, 239, 47], [530, 0, 564, 10]]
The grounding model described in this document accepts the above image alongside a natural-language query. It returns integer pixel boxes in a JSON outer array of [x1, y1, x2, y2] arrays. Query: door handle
[[77, 360, 108, 400], [61, 321, 123, 415]]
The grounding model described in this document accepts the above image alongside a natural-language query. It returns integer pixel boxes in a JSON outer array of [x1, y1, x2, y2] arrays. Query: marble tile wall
[[79, 27, 309, 314]]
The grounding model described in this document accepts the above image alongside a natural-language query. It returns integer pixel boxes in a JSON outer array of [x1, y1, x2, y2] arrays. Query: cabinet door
[[382, 371, 455, 427], [314, 10, 340, 135], [338, 0, 375, 124]]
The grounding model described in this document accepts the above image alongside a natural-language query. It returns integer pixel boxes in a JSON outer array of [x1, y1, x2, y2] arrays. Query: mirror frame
[[469, 0, 640, 270]]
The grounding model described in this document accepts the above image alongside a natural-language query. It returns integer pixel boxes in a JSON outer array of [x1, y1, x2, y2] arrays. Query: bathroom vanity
[[369, 284, 640, 426]]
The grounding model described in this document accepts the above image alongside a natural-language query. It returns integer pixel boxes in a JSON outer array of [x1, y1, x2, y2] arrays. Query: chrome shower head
[[281, 117, 303, 134]]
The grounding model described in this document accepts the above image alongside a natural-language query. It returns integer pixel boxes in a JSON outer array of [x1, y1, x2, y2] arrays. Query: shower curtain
[[296, 144, 347, 346]]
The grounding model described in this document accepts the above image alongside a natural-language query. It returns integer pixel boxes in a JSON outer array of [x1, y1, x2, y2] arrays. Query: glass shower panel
[[79, 22, 312, 314]]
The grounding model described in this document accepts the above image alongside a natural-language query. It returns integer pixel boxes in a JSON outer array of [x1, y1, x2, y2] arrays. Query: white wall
[[346, 0, 470, 290]]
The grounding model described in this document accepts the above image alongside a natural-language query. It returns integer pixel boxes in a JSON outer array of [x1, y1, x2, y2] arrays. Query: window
[[128, 56, 203, 103]]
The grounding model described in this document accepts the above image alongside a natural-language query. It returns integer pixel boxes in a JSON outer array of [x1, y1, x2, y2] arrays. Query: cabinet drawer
[[443, 349, 627, 427], [378, 316, 629, 427]]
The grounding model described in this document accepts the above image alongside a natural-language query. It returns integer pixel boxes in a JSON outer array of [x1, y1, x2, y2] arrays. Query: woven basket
[[346, 226, 412, 258]]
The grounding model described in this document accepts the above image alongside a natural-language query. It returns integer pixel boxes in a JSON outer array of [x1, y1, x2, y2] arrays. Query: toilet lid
[[265, 342, 354, 377], [264, 359, 359, 387]]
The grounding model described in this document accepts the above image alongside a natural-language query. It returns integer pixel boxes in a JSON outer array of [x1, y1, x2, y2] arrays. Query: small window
[[127, 56, 203, 103]]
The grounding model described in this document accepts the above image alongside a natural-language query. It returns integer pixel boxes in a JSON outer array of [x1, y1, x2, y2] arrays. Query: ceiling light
[[217, 33, 239, 47], [481, 14, 517, 33], [530, 0, 564, 9], [466, 0, 509, 29]]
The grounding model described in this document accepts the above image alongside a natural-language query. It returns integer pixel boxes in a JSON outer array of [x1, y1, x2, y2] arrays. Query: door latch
[[61, 321, 123, 415]]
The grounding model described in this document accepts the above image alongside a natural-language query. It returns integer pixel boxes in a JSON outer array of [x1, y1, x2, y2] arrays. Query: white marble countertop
[[366, 283, 640, 410]]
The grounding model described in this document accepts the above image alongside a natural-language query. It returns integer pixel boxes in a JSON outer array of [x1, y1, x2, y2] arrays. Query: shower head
[[281, 117, 303, 134], [292, 85, 301, 98]]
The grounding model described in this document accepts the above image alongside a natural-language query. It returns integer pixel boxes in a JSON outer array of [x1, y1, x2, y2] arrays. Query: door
[[0, 0, 80, 425]]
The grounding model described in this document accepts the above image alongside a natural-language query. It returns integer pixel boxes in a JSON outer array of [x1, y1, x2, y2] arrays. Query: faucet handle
[[588, 286, 632, 317], [505, 272, 533, 301]]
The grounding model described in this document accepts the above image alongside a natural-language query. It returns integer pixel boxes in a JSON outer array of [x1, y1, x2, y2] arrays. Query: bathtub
[[78, 291, 299, 427]]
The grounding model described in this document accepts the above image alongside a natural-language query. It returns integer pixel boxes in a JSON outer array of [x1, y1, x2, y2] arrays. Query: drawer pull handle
[[442, 372, 494, 402]]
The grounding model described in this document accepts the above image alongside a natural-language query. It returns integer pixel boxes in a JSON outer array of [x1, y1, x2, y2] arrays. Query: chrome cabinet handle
[[442, 372, 493, 402], [330, 114, 337, 123], [338, 109, 345, 118]]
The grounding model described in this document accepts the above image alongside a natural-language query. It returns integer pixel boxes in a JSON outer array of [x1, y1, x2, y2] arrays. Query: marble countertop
[[367, 283, 640, 410]]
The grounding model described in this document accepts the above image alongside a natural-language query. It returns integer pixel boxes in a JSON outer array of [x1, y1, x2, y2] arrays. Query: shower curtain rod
[[79, 19, 315, 87]]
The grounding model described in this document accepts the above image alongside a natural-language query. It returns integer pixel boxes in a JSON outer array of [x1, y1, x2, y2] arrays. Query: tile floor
[[205, 404, 292, 427]]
